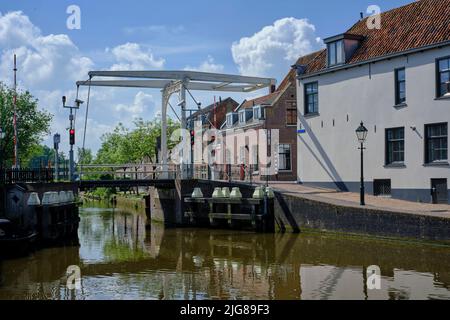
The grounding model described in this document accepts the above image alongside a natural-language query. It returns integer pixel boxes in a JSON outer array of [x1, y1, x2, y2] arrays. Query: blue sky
[[0, 0, 413, 155]]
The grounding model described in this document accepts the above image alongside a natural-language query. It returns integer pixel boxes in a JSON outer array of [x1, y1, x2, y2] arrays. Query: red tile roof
[[240, 91, 280, 109], [303, 0, 450, 75], [238, 52, 322, 110]]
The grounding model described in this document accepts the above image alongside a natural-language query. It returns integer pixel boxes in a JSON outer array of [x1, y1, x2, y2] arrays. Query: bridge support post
[[161, 88, 169, 179]]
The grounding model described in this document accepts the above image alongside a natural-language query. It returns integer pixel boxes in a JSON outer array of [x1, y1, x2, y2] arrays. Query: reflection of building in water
[[2, 208, 450, 300]]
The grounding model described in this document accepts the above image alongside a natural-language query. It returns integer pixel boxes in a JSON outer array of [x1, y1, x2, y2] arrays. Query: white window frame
[[253, 106, 266, 120], [328, 40, 344, 66], [278, 144, 292, 172], [226, 113, 234, 128], [239, 110, 246, 124]]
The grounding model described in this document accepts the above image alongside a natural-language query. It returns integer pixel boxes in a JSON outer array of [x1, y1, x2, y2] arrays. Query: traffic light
[[190, 130, 195, 146], [69, 129, 75, 145]]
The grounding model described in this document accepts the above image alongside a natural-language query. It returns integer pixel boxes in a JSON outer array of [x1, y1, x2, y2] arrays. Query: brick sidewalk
[[252, 182, 450, 219]]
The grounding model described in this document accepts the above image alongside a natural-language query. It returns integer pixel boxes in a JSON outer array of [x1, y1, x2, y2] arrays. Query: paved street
[[255, 182, 450, 219]]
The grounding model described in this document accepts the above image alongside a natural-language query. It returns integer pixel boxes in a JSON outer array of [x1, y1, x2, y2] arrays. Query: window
[[386, 127, 405, 165], [239, 111, 246, 124], [226, 113, 235, 128], [286, 101, 297, 126], [239, 146, 246, 164], [425, 123, 448, 163], [253, 106, 265, 120], [304, 82, 319, 115], [278, 144, 291, 171], [437, 57, 450, 97], [328, 40, 344, 66], [395, 68, 406, 105], [251, 146, 259, 172], [374, 180, 392, 197]]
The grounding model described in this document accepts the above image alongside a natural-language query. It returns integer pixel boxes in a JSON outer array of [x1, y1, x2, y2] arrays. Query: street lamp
[[356, 122, 368, 206]]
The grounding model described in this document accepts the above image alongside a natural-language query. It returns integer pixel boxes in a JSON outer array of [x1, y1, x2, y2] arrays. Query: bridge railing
[[0, 168, 54, 184], [77, 163, 179, 181]]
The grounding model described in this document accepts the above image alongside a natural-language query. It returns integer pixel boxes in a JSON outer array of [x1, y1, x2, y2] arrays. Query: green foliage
[[95, 118, 180, 165], [0, 83, 53, 167], [27, 145, 66, 168], [78, 147, 93, 165]]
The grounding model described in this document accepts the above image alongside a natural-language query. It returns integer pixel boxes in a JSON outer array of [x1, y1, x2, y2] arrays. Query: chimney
[[270, 84, 276, 93], [360, 12, 364, 20]]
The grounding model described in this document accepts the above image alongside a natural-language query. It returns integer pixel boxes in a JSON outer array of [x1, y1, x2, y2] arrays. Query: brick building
[[216, 70, 299, 181]]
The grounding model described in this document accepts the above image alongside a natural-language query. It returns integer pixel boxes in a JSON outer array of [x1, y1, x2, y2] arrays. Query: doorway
[[431, 179, 448, 204]]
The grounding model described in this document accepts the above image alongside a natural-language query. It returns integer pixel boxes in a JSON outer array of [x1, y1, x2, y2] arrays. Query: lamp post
[[356, 122, 368, 206]]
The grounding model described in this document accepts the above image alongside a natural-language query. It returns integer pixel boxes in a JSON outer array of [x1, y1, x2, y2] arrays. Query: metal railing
[[0, 168, 54, 184], [77, 163, 179, 181]]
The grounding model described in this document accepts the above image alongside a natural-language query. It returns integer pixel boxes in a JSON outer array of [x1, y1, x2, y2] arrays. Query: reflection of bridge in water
[[77, 212, 450, 300], [1, 208, 450, 300]]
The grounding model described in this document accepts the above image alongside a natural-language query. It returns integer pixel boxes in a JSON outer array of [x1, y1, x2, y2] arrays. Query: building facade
[[295, 0, 450, 204], [218, 71, 298, 182]]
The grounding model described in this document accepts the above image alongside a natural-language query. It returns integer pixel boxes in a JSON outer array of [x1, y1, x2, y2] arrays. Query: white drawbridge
[[76, 70, 276, 178]]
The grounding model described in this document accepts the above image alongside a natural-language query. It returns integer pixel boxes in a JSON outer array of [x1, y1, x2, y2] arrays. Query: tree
[[0, 83, 53, 168], [95, 119, 180, 165], [78, 147, 93, 165]]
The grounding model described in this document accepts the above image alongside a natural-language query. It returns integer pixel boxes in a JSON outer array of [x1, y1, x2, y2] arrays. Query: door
[[431, 179, 448, 204]]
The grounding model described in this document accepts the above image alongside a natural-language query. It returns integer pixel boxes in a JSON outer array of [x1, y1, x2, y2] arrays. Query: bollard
[[42, 192, 54, 205], [191, 188, 204, 199], [222, 187, 231, 198], [265, 187, 275, 199], [49, 192, 60, 205], [212, 187, 225, 198], [67, 191, 75, 203], [59, 191, 68, 203], [230, 187, 243, 199], [27, 193, 41, 206], [253, 187, 265, 199]]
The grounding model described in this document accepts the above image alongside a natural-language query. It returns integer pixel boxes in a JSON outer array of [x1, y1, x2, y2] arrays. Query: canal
[[0, 203, 450, 300]]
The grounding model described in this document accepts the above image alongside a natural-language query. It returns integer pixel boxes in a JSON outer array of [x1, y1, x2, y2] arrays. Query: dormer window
[[328, 40, 344, 66], [239, 110, 246, 124], [253, 106, 265, 120], [324, 33, 364, 68], [226, 113, 235, 128]]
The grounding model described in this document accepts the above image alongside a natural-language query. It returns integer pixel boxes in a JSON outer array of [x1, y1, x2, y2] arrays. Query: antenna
[[13, 54, 19, 169]]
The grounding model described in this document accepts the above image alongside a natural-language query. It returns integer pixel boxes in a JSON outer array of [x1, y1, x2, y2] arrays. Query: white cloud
[[231, 17, 322, 79], [0, 11, 93, 90], [109, 43, 165, 70], [184, 55, 225, 73], [0, 11, 168, 154], [113, 91, 155, 118]]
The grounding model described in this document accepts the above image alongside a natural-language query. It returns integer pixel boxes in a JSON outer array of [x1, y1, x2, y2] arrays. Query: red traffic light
[[69, 129, 75, 145], [190, 130, 195, 146]]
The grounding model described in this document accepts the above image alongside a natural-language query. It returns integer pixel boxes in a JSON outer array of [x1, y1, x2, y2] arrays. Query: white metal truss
[[76, 70, 276, 179]]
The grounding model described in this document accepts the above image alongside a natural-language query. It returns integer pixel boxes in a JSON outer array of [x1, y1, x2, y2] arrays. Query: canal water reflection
[[0, 204, 450, 300]]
